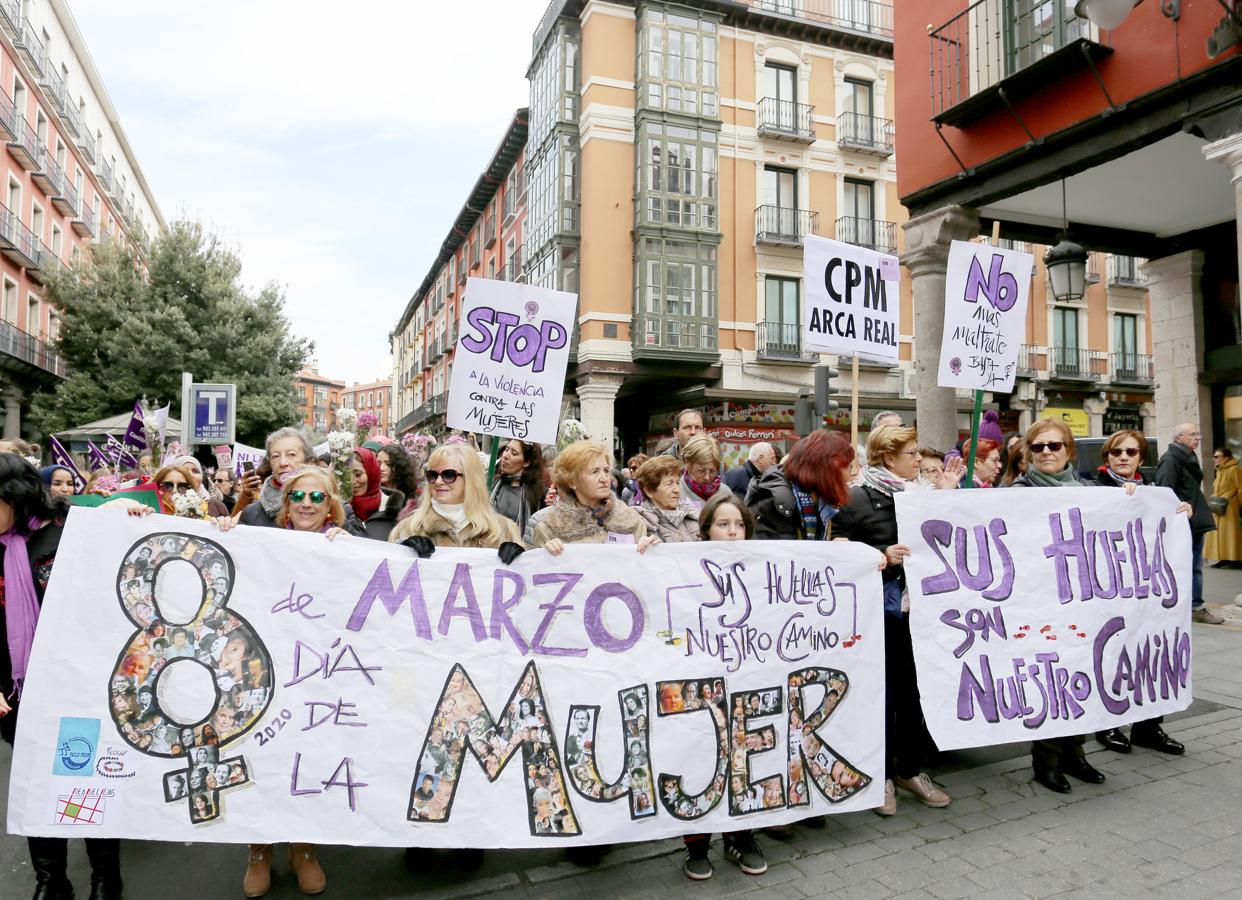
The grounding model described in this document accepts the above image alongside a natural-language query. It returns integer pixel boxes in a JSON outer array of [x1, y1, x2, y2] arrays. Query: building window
[[640, 8, 718, 117], [635, 237, 717, 352], [27, 295, 39, 335], [1113, 312, 1138, 369], [641, 121, 718, 231], [763, 277, 799, 353], [841, 78, 876, 145], [1007, 1, 1091, 75], [1053, 306, 1080, 371], [2, 279, 17, 325]]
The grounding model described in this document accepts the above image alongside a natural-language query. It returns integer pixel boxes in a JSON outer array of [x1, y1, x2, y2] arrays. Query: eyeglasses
[[1029, 441, 1066, 454], [896, 450, 920, 458], [288, 490, 327, 505], [1109, 447, 1141, 458], [212, 477, 232, 484], [159, 481, 190, 493], [425, 469, 461, 484]]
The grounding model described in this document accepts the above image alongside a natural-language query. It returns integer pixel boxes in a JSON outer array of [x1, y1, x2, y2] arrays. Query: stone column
[[1203, 130, 1242, 293], [1142, 251, 1210, 449], [575, 374, 624, 456], [1083, 395, 1107, 437], [900, 205, 981, 451], [2, 385, 22, 440]]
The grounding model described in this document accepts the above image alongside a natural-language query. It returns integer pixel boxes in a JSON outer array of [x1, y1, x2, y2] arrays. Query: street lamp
[[1074, 0, 1182, 27], [1045, 237, 1088, 303]]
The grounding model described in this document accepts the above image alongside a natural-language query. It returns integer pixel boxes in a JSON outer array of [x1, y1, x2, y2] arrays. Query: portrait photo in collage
[[409, 661, 581, 836], [787, 667, 871, 806], [109, 533, 272, 824], [563, 685, 656, 819], [729, 686, 785, 814], [655, 678, 729, 820]]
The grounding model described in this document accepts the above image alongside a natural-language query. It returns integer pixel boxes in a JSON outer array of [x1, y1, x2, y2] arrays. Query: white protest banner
[[446, 278, 577, 446], [802, 234, 900, 364], [938, 241, 1033, 392], [231, 442, 264, 477], [895, 487, 1193, 751], [8, 511, 884, 846]]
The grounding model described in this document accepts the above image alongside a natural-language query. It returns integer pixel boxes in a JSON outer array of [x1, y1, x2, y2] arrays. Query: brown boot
[[243, 844, 273, 898], [289, 843, 326, 895]]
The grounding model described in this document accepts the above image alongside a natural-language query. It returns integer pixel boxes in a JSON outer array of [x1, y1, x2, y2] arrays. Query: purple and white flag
[[86, 440, 110, 471], [48, 435, 86, 493], [122, 400, 147, 452], [105, 434, 138, 469]]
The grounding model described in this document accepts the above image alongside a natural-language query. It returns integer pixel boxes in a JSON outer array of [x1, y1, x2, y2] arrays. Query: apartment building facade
[[0, 0, 163, 442], [342, 376, 393, 438], [293, 366, 345, 435]]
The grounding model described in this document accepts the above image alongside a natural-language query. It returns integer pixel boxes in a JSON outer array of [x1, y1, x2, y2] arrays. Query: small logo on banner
[[53, 718, 101, 776], [54, 787, 113, 825]]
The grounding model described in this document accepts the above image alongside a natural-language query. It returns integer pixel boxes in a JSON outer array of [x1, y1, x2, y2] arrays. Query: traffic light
[[795, 389, 816, 436], [814, 364, 841, 417]]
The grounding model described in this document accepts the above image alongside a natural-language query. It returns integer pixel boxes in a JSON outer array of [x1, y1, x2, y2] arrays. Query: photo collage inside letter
[[787, 667, 870, 806]]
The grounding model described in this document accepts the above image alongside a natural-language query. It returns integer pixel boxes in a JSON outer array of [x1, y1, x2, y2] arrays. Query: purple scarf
[[2, 518, 44, 699]]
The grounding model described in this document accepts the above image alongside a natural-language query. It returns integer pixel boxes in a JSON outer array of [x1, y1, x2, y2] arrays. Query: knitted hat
[[978, 410, 1004, 443]]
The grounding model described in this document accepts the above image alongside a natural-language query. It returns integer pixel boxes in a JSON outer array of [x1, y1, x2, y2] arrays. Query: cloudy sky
[[70, 1, 546, 385]]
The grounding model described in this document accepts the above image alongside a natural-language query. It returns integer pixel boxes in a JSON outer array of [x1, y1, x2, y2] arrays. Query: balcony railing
[[60, 97, 83, 140], [1050, 347, 1107, 382], [835, 216, 896, 255], [1017, 344, 1043, 377], [836, 112, 894, 155], [742, 0, 894, 38], [7, 116, 43, 172], [756, 205, 818, 245], [53, 176, 79, 217], [483, 216, 496, 248], [37, 65, 64, 114], [1108, 255, 1146, 287], [75, 126, 95, 164], [1110, 352, 1154, 385], [0, 206, 40, 269], [98, 157, 114, 194], [0, 318, 65, 378], [33, 154, 65, 204], [0, 0, 21, 39], [756, 98, 816, 142], [15, 23, 46, 77], [756, 321, 817, 362], [71, 206, 95, 238], [0, 89, 16, 143], [28, 243, 63, 285]]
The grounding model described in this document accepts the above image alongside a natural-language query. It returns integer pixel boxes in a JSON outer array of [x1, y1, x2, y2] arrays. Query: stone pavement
[[4, 568, 1242, 899]]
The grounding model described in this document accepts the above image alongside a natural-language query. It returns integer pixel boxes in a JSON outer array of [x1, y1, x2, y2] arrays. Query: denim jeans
[[1192, 531, 1205, 610]]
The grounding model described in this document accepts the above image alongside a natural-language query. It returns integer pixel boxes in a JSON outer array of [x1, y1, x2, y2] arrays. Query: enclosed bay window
[[641, 121, 718, 231], [639, 8, 719, 117], [635, 238, 718, 353]]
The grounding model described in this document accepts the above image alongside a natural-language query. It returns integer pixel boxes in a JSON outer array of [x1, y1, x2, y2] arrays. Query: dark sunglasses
[[1108, 447, 1140, 458], [425, 469, 461, 484], [288, 490, 327, 505], [159, 481, 190, 493], [213, 475, 232, 484], [1029, 441, 1065, 454]]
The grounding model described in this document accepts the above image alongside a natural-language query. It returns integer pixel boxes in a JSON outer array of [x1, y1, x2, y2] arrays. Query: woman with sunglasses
[[152, 463, 222, 518], [1093, 429, 1191, 759], [389, 443, 522, 555]]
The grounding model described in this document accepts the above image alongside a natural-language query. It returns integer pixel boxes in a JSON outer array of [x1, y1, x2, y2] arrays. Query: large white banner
[[8, 511, 884, 846], [446, 278, 577, 445], [937, 240, 1033, 393], [802, 234, 900, 365], [896, 487, 1193, 750]]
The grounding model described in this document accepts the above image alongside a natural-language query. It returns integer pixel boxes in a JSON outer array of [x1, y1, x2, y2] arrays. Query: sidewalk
[[4, 567, 1242, 899]]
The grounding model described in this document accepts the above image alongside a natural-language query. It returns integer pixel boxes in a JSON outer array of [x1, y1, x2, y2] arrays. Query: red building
[[342, 376, 392, 438], [293, 365, 345, 434], [895, 2, 1240, 452]]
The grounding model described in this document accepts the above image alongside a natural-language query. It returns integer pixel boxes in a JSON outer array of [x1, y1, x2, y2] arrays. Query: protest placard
[[231, 442, 265, 477], [446, 278, 577, 446], [8, 511, 884, 846], [802, 234, 900, 365], [895, 487, 1193, 751], [937, 241, 1033, 393]]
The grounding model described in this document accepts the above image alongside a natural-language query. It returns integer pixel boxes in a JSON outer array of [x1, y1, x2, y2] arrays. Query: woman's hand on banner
[[107, 499, 153, 517], [0, 692, 10, 717], [884, 544, 911, 566], [214, 517, 238, 533], [637, 536, 661, 554], [875, 550, 888, 571], [1176, 501, 1192, 516], [543, 538, 566, 556], [325, 527, 347, 541]]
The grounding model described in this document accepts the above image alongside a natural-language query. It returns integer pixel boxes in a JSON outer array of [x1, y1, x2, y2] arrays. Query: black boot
[[27, 837, 73, 900], [1096, 728, 1131, 753], [84, 839, 122, 900], [1061, 755, 1106, 784], [1033, 765, 1071, 794]]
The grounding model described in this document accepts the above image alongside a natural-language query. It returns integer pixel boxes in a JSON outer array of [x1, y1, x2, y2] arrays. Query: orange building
[[293, 365, 345, 434], [0, 0, 162, 442], [342, 376, 393, 438]]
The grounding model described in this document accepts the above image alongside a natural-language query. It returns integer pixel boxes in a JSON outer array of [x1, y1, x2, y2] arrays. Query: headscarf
[[2, 517, 45, 698], [40, 465, 70, 487], [351, 448, 383, 522], [175, 455, 211, 500]]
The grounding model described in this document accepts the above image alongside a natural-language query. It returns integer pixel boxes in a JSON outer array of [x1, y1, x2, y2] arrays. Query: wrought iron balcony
[[15, 23, 46, 77], [835, 216, 896, 255], [1108, 255, 1146, 287], [483, 216, 496, 248], [75, 126, 95, 164], [0, 318, 65, 379], [28, 243, 63, 285], [53, 177, 79, 217], [756, 98, 816, 142], [743, 0, 894, 38], [836, 112, 894, 155], [756, 205, 818, 246], [1110, 352, 1154, 385], [1050, 347, 1107, 382], [60, 96, 83, 140], [71, 206, 96, 238], [38, 65, 64, 114], [1017, 344, 1043, 378], [0, 205, 39, 269], [756, 321, 817, 362], [0, 89, 16, 143], [7, 116, 43, 172], [0, 0, 20, 39]]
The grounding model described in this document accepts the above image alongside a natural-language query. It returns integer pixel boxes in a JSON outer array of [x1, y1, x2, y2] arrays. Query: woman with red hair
[[961, 438, 1002, 488], [744, 430, 855, 540]]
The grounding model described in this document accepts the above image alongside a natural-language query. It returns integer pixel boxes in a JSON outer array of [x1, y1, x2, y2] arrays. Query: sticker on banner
[[53, 718, 100, 776], [54, 788, 113, 825]]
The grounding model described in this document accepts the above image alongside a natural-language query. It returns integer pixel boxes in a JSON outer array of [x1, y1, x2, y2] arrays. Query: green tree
[[30, 221, 312, 444]]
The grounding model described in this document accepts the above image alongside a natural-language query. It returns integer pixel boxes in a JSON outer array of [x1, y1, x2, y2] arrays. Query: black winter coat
[[831, 485, 902, 585], [723, 461, 759, 498], [744, 466, 802, 540], [346, 488, 405, 542], [1155, 442, 1216, 535]]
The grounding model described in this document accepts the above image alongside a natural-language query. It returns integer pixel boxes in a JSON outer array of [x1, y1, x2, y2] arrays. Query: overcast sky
[[70, 1, 545, 385]]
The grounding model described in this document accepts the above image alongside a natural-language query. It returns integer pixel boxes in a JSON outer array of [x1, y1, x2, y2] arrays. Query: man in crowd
[[723, 442, 776, 497], [1156, 422, 1225, 624], [213, 467, 238, 513], [661, 409, 704, 461], [872, 411, 903, 429]]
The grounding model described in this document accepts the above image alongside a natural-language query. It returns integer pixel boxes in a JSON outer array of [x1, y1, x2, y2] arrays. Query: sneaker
[[893, 772, 951, 808], [874, 779, 897, 816], [1192, 607, 1225, 625], [723, 833, 767, 875], [683, 846, 713, 881]]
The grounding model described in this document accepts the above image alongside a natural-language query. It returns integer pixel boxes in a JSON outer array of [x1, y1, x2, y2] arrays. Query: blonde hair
[[277, 467, 346, 528], [680, 434, 722, 469], [1024, 418, 1077, 462], [553, 440, 613, 498], [390, 444, 513, 546], [866, 425, 918, 467]]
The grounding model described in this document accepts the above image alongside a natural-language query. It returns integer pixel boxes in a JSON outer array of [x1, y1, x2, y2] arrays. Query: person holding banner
[[745, 430, 856, 541], [235, 428, 316, 528], [633, 456, 700, 543], [490, 439, 546, 534], [832, 425, 954, 816], [681, 492, 768, 881], [1008, 418, 1108, 793], [40, 465, 77, 499], [0, 455, 125, 899]]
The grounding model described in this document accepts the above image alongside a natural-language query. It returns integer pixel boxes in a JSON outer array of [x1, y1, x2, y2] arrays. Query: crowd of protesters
[[0, 405, 1230, 897]]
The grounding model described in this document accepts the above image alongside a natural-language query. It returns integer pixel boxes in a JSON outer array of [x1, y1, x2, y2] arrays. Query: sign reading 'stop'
[[446, 279, 578, 445], [802, 234, 900, 366]]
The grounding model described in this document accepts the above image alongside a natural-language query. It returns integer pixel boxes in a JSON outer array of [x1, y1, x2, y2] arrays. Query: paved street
[[5, 566, 1242, 899]]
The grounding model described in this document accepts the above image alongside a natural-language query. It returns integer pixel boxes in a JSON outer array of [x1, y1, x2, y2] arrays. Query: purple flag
[[48, 435, 86, 493], [86, 440, 110, 471], [105, 434, 138, 469], [122, 400, 147, 452]]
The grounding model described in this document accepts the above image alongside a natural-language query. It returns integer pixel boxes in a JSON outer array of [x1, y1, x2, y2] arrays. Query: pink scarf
[[685, 474, 721, 502], [2, 518, 44, 699]]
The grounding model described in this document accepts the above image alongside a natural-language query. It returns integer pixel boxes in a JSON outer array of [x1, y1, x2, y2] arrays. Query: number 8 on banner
[[108, 533, 273, 824]]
